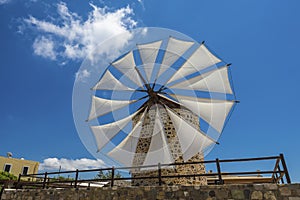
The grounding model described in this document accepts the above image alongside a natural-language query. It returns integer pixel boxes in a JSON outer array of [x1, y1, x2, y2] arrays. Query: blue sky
[[0, 0, 300, 182]]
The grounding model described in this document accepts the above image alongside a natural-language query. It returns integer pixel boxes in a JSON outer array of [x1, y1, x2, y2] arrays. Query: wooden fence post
[[158, 163, 162, 186], [280, 154, 291, 183], [111, 167, 115, 187], [74, 169, 79, 188], [17, 174, 21, 183], [42, 172, 48, 189], [216, 158, 223, 185]]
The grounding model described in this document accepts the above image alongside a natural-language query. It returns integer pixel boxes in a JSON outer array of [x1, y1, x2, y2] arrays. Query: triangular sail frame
[[156, 37, 194, 79], [143, 105, 173, 167], [167, 44, 221, 84], [88, 96, 137, 121], [137, 40, 162, 83], [91, 108, 143, 152], [168, 65, 233, 94], [165, 105, 216, 161], [92, 69, 135, 91], [168, 94, 234, 133], [108, 110, 147, 166], [111, 51, 144, 88]]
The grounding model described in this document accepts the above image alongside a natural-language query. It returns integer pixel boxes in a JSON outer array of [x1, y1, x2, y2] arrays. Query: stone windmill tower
[[87, 36, 236, 186]]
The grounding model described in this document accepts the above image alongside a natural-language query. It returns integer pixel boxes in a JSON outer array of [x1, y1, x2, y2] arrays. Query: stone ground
[[1, 183, 300, 200]]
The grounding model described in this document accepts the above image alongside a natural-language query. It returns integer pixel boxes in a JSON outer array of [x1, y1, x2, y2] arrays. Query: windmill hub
[[147, 87, 159, 103]]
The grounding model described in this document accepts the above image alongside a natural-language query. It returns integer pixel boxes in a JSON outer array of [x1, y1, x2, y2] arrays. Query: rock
[[264, 191, 276, 200], [251, 191, 263, 200], [289, 197, 300, 200], [231, 190, 244, 199], [280, 186, 292, 196], [264, 184, 278, 190]]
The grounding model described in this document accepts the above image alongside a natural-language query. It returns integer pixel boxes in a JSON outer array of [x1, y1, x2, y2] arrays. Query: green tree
[[0, 171, 17, 181], [96, 170, 122, 179], [52, 176, 74, 182]]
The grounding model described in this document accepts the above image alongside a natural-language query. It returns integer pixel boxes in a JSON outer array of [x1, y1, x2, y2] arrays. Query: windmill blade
[[157, 93, 182, 107], [168, 65, 233, 94], [91, 108, 143, 151], [137, 40, 162, 82], [111, 51, 144, 88], [167, 44, 221, 84], [143, 105, 173, 167], [138, 63, 156, 85], [87, 96, 138, 121], [156, 37, 194, 79], [108, 109, 147, 166], [165, 105, 216, 161], [92, 69, 135, 91], [168, 94, 235, 133]]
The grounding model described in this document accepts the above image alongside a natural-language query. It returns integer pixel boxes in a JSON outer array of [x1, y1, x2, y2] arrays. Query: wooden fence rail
[[3, 154, 291, 190]]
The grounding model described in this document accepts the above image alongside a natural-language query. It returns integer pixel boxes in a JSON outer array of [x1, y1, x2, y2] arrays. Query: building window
[[22, 166, 29, 175], [4, 164, 12, 173]]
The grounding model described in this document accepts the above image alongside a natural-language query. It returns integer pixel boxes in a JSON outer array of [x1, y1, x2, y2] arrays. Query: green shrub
[[96, 170, 122, 179], [50, 176, 74, 182], [0, 171, 17, 180]]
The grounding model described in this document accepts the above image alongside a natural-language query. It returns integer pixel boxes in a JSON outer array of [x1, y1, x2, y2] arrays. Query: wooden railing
[[3, 154, 291, 190]]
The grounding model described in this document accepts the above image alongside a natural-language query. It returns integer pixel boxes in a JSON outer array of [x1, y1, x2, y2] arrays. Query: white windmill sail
[[87, 96, 137, 121], [167, 44, 221, 84], [137, 40, 162, 82], [108, 110, 147, 166], [143, 106, 173, 167], [92, 69, 135, 91], [91, 109, 142, 151], [168, 66, 233, 94], [168, 94, 234, 133], [165, 106, 216, 161], [111, 51, 144, 88], [140, 63, 156, 84], [156, 37, 194, 78], [157, 93, 182, 106]]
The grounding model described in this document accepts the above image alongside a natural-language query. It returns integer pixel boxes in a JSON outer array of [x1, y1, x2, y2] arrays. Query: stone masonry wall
[[131, 104, 207, 186], [2, 184, 300, 200]]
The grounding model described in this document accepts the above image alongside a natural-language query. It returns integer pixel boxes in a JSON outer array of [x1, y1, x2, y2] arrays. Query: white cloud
[[25, 2, 137, 62], [0, 0, 11, 5], [39, 157, 106, 171], [32, 36, 56, 60], [75, 69, 91, 83]]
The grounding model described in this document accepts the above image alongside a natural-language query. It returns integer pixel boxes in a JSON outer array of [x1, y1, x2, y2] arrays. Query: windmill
[[85, 34, 237, 186]]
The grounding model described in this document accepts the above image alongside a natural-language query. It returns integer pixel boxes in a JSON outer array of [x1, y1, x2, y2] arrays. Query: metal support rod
[[216, 158, 223, 185], [111, 167, 115, 187], [280, 154, 291, 183], [74, 169, 79, 188], [42, 172, 48, 189], [134, 67, 149, 89], [158, 163, 162, 186]]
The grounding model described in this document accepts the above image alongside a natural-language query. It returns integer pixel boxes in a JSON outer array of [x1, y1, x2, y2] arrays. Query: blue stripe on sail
[[95, 89, 146, 101], [95, 97, 148, 125], [164, 88, 235, 101], [166, 62, 226, 87], [109, 64, 145, 90]]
